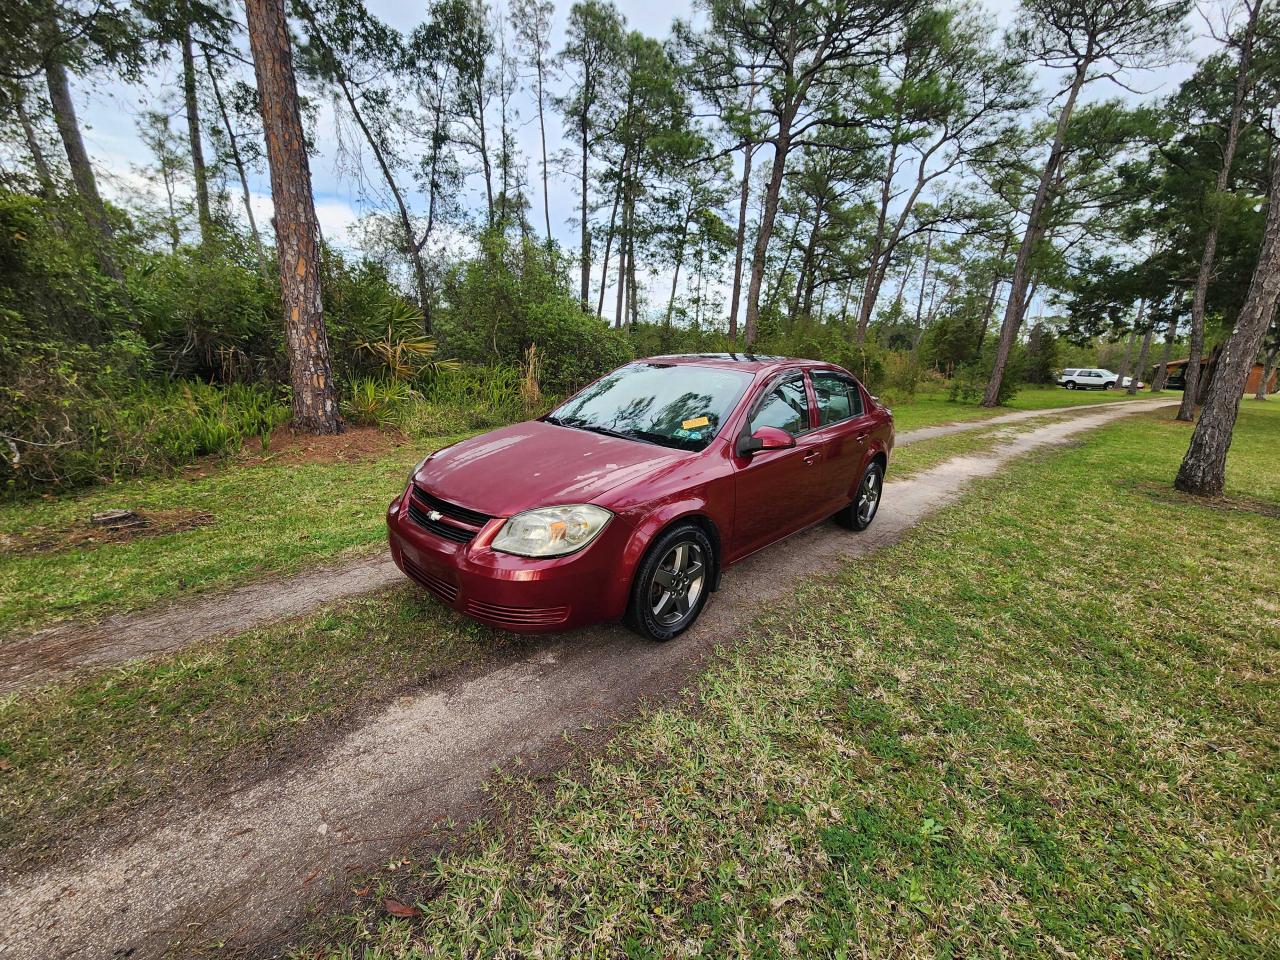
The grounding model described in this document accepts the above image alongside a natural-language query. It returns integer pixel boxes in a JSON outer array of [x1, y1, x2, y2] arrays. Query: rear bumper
[[386, 486, 636, 633]]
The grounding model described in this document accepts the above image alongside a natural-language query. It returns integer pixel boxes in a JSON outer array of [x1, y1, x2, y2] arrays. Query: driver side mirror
[[738, 425, 796, 456]]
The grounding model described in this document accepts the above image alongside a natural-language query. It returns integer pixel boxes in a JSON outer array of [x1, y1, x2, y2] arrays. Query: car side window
[[811, 371, 863, 426], [749, 375, 811, 436]]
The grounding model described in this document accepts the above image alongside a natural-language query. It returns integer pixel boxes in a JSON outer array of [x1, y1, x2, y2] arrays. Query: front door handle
[[855, 432, 869, 444], [803, 450, 821, 465]]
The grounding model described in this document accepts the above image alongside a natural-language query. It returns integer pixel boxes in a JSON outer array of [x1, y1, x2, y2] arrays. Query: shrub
[[0, 336, 288, 495], [434, 232, 633, 395]]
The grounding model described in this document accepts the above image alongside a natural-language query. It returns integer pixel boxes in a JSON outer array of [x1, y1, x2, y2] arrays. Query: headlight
[[491, 504, 612, 557]]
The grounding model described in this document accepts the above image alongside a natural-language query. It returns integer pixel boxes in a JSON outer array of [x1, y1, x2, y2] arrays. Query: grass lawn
[[0, 386, 1157, 637], [887, 383, 1148, 432], [294, 402, 1279, 958]]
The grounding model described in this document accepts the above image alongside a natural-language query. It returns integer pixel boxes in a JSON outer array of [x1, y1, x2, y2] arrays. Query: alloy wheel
[[857, 469, 881, 526], [649, 541, 705, 627]]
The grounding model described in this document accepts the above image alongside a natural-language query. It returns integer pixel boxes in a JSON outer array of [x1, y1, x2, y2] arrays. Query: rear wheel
[[836, 461, 883, 532], [1065, 380, 1077, 390], [625, 523, 714, 642]]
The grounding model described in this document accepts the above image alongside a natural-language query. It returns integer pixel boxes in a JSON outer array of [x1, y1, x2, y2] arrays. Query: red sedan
[[387, 354, 894, 640]]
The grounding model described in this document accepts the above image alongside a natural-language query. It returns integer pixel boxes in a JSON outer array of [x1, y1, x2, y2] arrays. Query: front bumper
[[386, 486, 636, 633]]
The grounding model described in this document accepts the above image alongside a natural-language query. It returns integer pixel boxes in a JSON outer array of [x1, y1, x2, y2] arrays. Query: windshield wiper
[[576, 423, 643, 442]]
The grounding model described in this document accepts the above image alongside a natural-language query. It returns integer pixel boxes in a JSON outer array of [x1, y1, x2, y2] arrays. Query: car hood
[[413, 420, 685, 518]]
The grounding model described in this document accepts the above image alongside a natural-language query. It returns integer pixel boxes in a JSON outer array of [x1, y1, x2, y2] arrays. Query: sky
[[39, 0, 1223, 314]]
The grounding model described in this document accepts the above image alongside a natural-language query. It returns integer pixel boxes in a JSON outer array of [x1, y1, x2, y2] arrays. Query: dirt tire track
[[0, 399, 1173, 959], [0, 397, 1158, 695]]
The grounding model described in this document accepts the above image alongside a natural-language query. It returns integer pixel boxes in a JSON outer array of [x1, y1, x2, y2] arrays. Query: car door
[[809, 369, 871, 511], [730, 372, 826, 558]]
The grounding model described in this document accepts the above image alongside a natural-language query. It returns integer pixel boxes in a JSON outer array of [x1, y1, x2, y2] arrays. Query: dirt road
[[0, 396, 1158, 695], [0, 398, 1174, 959]]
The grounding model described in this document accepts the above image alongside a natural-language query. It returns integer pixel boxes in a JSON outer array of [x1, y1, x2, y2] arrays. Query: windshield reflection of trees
[[554, 366, 735, 451]]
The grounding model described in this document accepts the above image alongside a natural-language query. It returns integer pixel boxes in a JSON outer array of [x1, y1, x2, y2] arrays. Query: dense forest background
[[1, 0, 1278, 494]]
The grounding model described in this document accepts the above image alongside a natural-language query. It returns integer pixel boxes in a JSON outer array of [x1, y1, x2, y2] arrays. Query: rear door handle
[[855, 432, 869, 443]]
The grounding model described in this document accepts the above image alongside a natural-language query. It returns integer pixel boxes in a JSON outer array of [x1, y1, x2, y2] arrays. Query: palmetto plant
[[356, 302, 459, 381]]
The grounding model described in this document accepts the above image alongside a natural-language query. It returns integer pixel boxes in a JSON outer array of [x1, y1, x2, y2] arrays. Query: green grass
[[0, 438, 450, 637], [0, 385, 1159, 638], [887, 383, 1146, 432], [0, 586, 507, 864], [294, 402, 1280, 958]]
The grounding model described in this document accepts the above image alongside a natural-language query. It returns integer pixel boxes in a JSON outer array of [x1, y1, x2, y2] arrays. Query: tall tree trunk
[[793, 198, 824, 319], [613, 179, 629, 329], [1175, 152, 1280, 496], [744, 102, 802, 346], [1114, 329, 1138, 392], [728, 140, 754, 342], [204, 50, 265, 263], [1256, 345, 1277, 399], [578, 86, 592, 310], [535, 54, 551, 245], [1151, 314, 1178, 390], [857, 130, 900, 344], [981, 62, 1089, 407], [1129, 303, 1152, 396], [15, 91, 56, 196], [595, 147, 626, 317], [1177, 1, 1260, 422], [665, 213, 689, 327], [246, 0, 341, 434], [44, 59, 124, 282], [181, 26, 213, 245]]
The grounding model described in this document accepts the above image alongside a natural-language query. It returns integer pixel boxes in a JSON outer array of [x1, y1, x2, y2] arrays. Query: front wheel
[[836, 461, 883, 532], [1104, 381, 1116, 390], [625, 523, 715, 642]]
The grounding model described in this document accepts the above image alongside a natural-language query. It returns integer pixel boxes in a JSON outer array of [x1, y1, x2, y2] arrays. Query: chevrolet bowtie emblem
[[427, 510, 443, 522]]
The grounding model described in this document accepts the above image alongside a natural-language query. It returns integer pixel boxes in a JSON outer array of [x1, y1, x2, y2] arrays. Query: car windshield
[[546, 362, 753, 452]]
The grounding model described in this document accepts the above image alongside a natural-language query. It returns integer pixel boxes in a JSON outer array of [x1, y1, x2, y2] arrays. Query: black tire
[[625, 522, 715, 642], [1104, 380, 1116, 390], [835, 460, 884, 532], [1064, 380, 1077, 390]]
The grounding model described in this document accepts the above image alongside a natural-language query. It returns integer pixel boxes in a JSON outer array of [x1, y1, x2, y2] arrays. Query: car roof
[[643, 353, 837, 377]]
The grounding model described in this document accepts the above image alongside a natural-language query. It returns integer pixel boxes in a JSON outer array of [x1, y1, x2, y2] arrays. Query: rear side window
[[811, 371, 864, 425], [749, 375, 811, 436], [1063, 369, 1078, 376]]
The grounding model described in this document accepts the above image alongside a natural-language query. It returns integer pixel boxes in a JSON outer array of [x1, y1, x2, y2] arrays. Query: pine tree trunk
[[1129, 303, 1152, 396], [1152, 314, 1177, 390], [16, 92, 56, 196], [44, 59, 124, 282], [1256, 346, 1277, 399], [981, 62, 1088, 407], [1175, 149, 1280, 496], [1177, 2, 1259, 422], [743, 118, 794, 347], [181, 27, 213, 245], [579, 89, 592, 310], [856, 133, 900, 344], [727, 139, 754, 342], [665, 214, 688, 327], [536, 59, 551, 245], [595, 145, 626, 317], [204, 50, 265, 264], [245, 0, 341, 434], [1114, 329, 1137, 392]]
